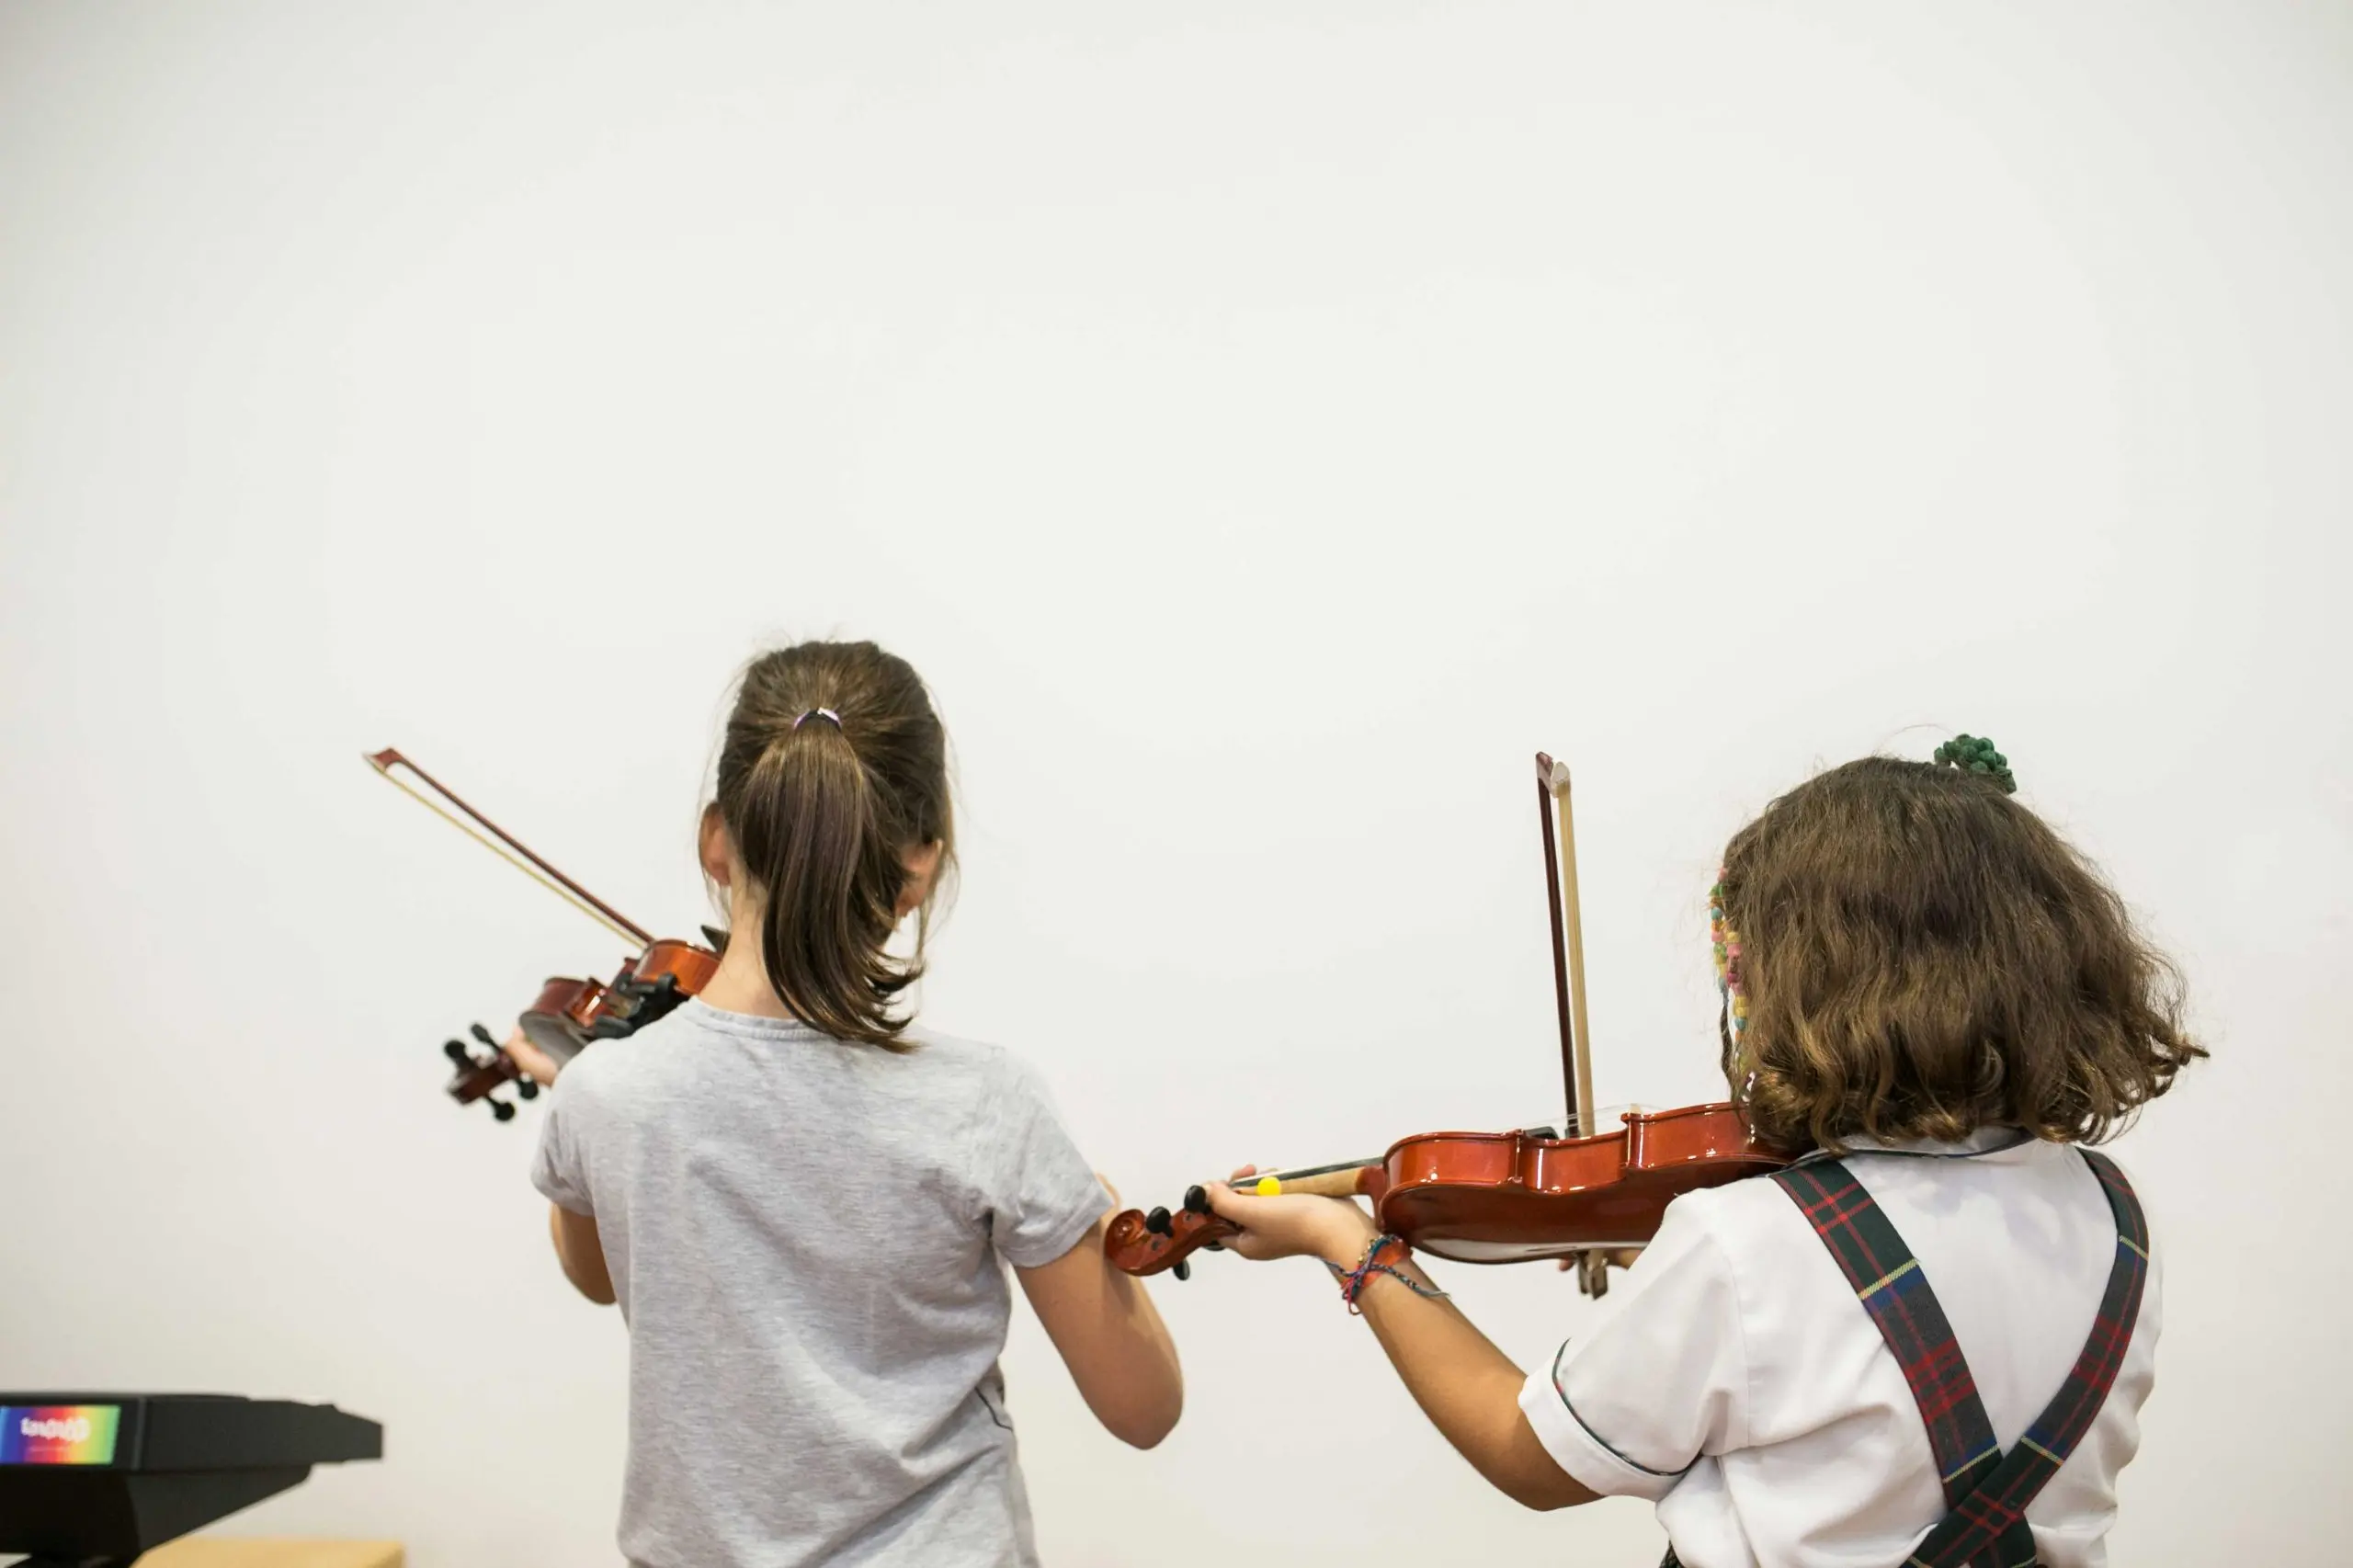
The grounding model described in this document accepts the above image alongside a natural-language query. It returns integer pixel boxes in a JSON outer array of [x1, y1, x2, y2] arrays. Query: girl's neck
[[698, 897, 797, 1020], [697, 858, 932, 1023]]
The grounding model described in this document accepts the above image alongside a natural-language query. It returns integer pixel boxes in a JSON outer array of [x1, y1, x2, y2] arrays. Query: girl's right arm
[[1016, 1189, 1183, 1449]]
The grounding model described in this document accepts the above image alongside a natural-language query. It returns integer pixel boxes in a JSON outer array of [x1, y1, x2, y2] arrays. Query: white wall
[[2, 3, 2346, 1562]]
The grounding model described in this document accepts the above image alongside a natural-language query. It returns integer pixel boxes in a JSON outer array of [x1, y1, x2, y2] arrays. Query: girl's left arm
[[1016, 1173, 1184, 1450], [512, 1030, 616, 1306], [549, 1204, 616, 1305], [1204, 1182, 1595, 1511]]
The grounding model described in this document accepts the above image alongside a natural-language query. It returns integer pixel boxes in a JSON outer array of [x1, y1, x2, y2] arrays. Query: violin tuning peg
[[489, 1098, 517, 1122], [1144, 1206, 1173, 1236], [1183, 1185, 1210, 1214], [1172, 1259, 1191, 1282], [516, 1079, 540, 1100], [444, 1040, 471, 1063], [471, 1023, 499, 1048]]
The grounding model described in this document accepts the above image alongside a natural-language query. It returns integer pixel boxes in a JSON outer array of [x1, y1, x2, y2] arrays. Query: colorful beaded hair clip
[[1932, 733, 2017, 794], [1709, 870, 1746, 1042]]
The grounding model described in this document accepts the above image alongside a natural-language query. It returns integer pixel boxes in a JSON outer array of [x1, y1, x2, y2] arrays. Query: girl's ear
[[896, 839, 946, 918], [699, 803, 733, 888]]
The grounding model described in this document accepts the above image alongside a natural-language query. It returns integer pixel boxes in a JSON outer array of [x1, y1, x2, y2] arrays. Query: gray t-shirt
[[530, 999, 1109, 1568]]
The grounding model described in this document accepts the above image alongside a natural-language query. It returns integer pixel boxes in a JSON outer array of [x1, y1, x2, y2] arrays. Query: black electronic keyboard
[[0, 1393, 381, 1566]]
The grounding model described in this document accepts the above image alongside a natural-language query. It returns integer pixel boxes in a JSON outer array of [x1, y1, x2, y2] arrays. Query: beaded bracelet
[[1324, 1233, 1450, 1314]]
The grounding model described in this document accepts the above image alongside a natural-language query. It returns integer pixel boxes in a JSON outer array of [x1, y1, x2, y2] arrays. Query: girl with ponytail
[[513, 640, 1181, 1568]]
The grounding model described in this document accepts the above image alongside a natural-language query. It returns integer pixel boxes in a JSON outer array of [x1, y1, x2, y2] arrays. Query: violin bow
[[1536, 754, 1598, 1139], [365, 748, 653, 948], [1539, 753, 1609, 1296]]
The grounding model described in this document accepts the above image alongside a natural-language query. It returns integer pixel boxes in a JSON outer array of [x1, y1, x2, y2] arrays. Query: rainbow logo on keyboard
[[0, 1405, 120, 1465]]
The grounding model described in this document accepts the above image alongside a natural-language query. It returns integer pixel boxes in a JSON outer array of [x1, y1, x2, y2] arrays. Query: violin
[[366, 749, 722, 1120], [1105, 753, 1793, 1291]]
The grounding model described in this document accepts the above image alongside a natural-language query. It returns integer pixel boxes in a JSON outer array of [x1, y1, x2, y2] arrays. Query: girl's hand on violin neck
[[503, 1027, 563, 1088], [1204, 1166, 1378, 1268]]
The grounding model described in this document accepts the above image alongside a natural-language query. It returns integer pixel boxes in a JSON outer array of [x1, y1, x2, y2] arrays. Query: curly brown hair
[[1718, 756, 2202, 1152]]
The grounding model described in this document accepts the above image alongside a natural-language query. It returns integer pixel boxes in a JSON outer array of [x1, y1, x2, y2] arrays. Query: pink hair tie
[[792, 707, 842, 730]]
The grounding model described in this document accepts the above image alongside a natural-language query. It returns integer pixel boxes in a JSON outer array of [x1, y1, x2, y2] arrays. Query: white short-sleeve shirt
[[1517, 1131, 2162, 1568]]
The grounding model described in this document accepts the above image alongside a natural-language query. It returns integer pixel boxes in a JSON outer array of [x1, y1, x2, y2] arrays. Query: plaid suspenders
[[1751, 1150, 2151, 1568]]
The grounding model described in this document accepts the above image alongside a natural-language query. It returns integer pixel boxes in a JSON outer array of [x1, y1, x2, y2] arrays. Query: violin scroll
[[1107, 1165, 1381, 1280], [1104, 1186, 1234, 1280], [442, 1023, 530, 1120]]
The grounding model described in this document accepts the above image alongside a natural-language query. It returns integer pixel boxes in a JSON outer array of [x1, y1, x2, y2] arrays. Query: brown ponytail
[[713, 642, 954, 1047]]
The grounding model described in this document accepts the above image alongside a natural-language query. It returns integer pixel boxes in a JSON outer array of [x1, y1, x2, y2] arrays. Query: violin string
[[1256, 1156, 1383, 1183], [374, 767, 646, 948]]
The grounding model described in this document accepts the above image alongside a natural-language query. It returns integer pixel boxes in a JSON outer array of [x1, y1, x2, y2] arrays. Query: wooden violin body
[[1381, 1104, 1784, 1260], [442, 936, 722, 1116], [1105, 1104, 1788, 1276], [516, 937, 722, 1068]]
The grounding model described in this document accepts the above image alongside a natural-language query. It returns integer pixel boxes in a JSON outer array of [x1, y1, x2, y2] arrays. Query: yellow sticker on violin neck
[[1255, 1176, 1281, 1197]]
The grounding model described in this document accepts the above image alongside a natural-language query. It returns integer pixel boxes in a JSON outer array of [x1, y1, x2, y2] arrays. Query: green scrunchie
[[1932, 733, 2017, 794]]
